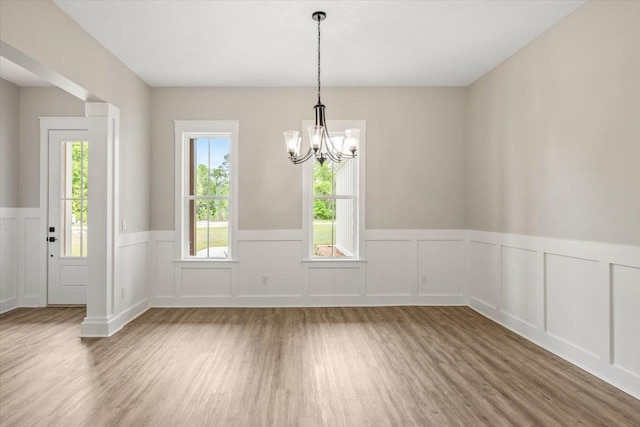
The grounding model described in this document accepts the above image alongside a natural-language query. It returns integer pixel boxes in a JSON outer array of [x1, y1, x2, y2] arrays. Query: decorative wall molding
[[0, 208, 19, 313], [0, 208, 42, 313], [467, 230, 640, 400], [150, 229, 469, 308]]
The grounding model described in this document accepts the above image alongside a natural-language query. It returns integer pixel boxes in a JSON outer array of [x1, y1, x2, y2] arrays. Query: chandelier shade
[[284, 11, 359, 165]]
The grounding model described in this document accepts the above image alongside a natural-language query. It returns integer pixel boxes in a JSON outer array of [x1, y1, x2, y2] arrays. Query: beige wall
[[18, 87, 85, 207], [3, 0, 637, 246], [0, 0, 151, 232], [0, 78, 20, 207], [151, 87, 467, 231], [466, 0, 640, 246]]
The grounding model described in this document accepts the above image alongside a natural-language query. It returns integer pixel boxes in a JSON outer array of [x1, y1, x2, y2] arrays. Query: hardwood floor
[[0, 306, 638, 426]]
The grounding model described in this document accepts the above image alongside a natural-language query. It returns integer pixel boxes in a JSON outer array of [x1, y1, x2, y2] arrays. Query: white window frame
[[174, 120, 239, 261], [302, 119, 366, 261]]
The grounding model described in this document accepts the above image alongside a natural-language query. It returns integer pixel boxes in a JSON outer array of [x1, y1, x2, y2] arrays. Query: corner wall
[[465, 0, 640, 400], [466, 0, 640, 247]]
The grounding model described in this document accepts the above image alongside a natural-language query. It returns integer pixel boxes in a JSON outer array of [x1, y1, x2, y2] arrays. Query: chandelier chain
[[317, 17, 321, 104]]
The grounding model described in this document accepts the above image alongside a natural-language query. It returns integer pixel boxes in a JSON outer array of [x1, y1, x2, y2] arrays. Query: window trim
[[174, 120, 239, 262], [301, 119, 366, 261]]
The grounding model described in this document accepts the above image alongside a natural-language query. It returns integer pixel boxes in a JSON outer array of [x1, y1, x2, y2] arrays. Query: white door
[[47, 130, 89, 304]]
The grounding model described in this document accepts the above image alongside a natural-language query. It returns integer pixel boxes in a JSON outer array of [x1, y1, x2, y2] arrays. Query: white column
[[81, 102, 120, 337]]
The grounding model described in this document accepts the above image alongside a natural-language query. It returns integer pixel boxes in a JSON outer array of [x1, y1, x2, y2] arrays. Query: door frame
[[39, 117, 89, 307]]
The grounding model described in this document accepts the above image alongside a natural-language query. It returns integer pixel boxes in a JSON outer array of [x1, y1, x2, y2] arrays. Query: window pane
[[313, 199, 336, 257], [191, 200, 209, 257], [334, 158, 356, 197], [205, 138, 230, 197], [82, 141, 88, 198], [191, 137, 230, 197], [81, 202, 88, 257], [313, 198, 353, 258], [206, 199, 229, 258], [61, 140, 88, 257], [60, 141, 88, 199], [313, 160, 334, 196], [193, 138, 210, 196], [335, 198, 355, 257], [61, 199, 73, 256], [190, 199, 229, 258]]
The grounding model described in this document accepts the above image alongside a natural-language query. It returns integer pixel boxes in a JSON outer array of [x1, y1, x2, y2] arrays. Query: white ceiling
[[53, 0, 585, 88], [0, 56, 53, 87]]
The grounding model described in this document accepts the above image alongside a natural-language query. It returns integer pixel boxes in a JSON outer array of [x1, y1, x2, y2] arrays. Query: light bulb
[[308, 125, 324, 152], [283, 131, 300, 156]]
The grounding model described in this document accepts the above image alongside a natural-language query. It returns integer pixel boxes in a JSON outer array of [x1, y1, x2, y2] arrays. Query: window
[[175, 121, 238, 260], [303, 120, 365, 259]]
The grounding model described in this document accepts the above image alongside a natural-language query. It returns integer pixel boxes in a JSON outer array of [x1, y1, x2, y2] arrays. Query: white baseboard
[[81, 298, 150, 337], [0, 298, 19, 314], [18, 296, 41, 307]]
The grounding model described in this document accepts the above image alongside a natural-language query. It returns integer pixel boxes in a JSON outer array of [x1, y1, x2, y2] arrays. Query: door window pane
[[61, 141, 88, 257]]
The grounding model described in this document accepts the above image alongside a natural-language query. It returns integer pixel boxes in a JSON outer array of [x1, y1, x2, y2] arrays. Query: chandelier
[[283, 11, 360, 166]]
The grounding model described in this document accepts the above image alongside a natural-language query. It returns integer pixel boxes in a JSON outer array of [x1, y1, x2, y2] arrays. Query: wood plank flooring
[[0, 306, 638, 426]]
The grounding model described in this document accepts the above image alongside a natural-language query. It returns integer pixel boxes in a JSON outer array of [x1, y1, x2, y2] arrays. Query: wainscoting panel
[[22, 215, 42, 302], [1, 208, 43, 311], [467, 230, 640, 399], [154, 240, 176, 297], [0, 212, 18, 313], [500, 246, 540, 328], [116, 238, 150, 313], [181, 267, 232, 297], [308, 267, 360, 296], [365, 240, 414, 296], [469, 240, 499, 309], [611, 264, 640, 378], [417, 240, 464, 296], [545, 254, 602, 357], [237, 241, 303, 296]]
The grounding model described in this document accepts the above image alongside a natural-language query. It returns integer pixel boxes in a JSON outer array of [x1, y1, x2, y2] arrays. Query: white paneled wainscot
[[150, 229, 468, 307], [467, 230, 640, 400], [0, 208, 42, 312], [112, 231, 152, 333]]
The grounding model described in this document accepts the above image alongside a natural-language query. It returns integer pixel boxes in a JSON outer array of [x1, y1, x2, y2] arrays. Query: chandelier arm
[[340, 151, 357, 159], [291, 147, 315, 164], [321, 125, 342, 158], [325, 150, 342, 163]]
